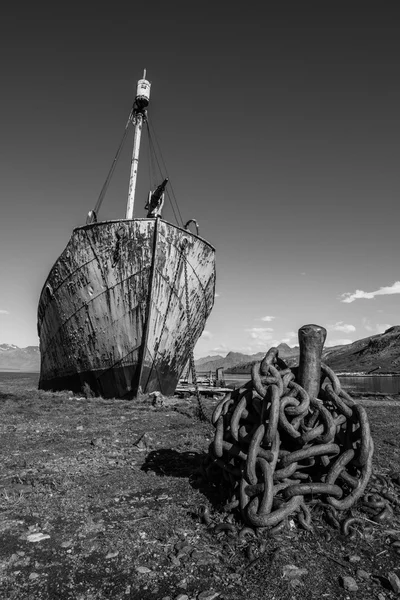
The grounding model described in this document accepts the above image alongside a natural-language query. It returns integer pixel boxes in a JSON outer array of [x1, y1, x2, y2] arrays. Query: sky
[[0, 4, 399, 359]]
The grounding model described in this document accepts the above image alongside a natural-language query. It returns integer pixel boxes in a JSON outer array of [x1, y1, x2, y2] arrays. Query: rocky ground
[[1, 374, 400, 600]]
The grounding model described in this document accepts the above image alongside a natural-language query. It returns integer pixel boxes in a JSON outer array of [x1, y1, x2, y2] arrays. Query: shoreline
[[224, 371, 400, 377]]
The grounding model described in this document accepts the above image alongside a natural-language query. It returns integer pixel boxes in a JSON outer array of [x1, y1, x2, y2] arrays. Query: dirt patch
[[0, 375, 400, 599]]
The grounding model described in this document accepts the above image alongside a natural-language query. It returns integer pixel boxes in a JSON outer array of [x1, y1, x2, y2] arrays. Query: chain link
[[204, 350, 374, 531]]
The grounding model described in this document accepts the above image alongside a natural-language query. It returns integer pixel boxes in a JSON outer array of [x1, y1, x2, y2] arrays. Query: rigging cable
[[146, 120, 158, 191], [90, 111, 185, 227], [92, 111, 133, 218], [146, 119, 185, 227], [145, 121, 180, 225]]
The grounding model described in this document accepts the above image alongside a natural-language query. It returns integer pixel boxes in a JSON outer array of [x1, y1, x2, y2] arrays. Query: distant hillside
[[195, 354, 225, 368], [226, 344, 299, 373], [4, 326, 400, 375], [196, 327, 400, 375], [195, 351, 266, 373], [195, 344, 299, 373], [0, 344, 40, 372], [323, 326, 400, 374]]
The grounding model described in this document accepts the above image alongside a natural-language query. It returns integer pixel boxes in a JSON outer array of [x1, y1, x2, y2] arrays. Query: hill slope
[[323, 326, 400, 373], [194, 351, 266, 373], [195, 344, 299, 373], [198, 327, 400, 375]]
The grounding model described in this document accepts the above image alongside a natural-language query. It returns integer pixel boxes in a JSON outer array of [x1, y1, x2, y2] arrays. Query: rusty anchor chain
[[203, 324, 376, 532]]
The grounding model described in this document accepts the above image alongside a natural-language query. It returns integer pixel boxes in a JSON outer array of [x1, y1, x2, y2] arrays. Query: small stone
[[170, 555, 181, 566], [198, 591, 220, 600], [134, 433, 151, 451], [283, 565, 308, 579], [177, 579, 187, 589], [136, 566, 152, 574], [61, 540, 73, 548], [191, 550, 217, 565], [348, 555, 361, 563], [179, 544, 193, 554], [174, 541, 185, 551], [289, 579, 303, 590], [356, 569, 370, 580], [29, 572, 39, 580], [391, 471, 400, 485], [27, 533, 50, 543], [388, 572, 400, 593], [341, 576, 358, 592], [177, 545, 193, 560], [105, 551, 119, 559], [175, 595, 189, 600], [150, 391, 165, 407], [76, 425, 84, 430]]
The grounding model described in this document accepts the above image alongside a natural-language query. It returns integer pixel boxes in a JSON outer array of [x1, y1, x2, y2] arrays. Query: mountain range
[[195, 326, 400, 375], [0, 344, 40, 372], [1, 326, 399, 374], [196, 344, 299, 373]]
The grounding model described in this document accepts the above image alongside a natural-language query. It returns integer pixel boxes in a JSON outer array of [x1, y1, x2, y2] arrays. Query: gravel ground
[[0, 374, 400, 600]]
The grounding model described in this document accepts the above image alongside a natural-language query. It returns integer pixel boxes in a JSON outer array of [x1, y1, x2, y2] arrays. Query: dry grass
[[0, 374, 400, 599]]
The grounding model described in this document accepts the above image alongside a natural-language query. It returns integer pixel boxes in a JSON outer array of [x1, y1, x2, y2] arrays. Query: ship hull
[[37, 218, 215, 398]]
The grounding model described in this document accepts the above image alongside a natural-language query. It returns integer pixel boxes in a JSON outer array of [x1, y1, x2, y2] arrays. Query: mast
[[126, 70, 151, 219]]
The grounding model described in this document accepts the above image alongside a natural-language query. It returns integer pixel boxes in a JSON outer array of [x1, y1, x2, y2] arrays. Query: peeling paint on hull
[[37, 218, 216, 398]]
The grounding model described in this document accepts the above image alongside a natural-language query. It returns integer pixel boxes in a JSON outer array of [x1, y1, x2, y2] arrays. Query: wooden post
[[216, 367, 225, 386]]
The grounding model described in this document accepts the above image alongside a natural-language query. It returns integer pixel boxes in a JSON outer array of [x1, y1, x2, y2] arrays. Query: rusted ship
[[37, 72, 216, 398]]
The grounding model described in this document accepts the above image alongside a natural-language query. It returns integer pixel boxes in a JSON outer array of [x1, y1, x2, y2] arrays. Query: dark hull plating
[[37, 218, 215, 398]]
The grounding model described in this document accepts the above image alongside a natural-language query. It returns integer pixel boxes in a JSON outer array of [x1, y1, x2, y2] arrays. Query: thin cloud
[[211, 344, 229, 355], [325, 338, 353, 347], [245, 327, 274, 341], [250, 339, 281, 350], [284, 331, 297, 339], [260, 315, 275, 322], [331, 321, 356, 334], [194, 341, 228, 359], [200, 330, 213, 339], [362, 319, 391, 334], [341, 281, 400, 303], [377, 323, 391, 333], [0, 309, 10, 315], [280, 332, 297, 345]]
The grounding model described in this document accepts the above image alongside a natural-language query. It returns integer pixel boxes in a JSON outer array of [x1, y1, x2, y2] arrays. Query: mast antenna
[[126, 70, 151, 219]]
